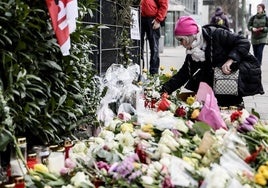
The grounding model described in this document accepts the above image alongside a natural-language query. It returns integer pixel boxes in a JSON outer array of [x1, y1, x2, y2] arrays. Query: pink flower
[[118, 112, 131, 121], [97, 161, 110, 171], [65, 158, 76, 169], [60, 167, 70, 175]]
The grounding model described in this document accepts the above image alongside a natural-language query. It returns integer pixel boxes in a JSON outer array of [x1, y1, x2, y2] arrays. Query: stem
[[239, 133, 260, 145], [12, 135, 30, 173]]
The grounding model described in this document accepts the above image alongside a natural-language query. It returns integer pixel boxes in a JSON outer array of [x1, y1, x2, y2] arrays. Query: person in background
[[210, 6, 230, 29], [247, 3, 268, 65], [140, 0, 168, 75], [160, 16, 264, 107]]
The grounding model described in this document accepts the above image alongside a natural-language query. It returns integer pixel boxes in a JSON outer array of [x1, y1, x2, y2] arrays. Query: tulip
[[65, 158, 76, 169]]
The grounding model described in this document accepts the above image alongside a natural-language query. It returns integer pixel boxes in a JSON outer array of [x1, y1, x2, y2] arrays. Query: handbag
[[213, 67, 239, 96]]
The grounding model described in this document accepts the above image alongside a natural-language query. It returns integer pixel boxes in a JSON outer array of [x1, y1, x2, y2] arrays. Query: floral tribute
[[24, 65, 268, 188]]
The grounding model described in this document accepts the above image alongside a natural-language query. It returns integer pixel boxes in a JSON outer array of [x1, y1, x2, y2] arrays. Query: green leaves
[[0, 0, 101, 148]]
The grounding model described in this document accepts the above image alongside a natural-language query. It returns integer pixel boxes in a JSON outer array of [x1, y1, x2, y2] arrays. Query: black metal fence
[[84, 0, 141, 74]]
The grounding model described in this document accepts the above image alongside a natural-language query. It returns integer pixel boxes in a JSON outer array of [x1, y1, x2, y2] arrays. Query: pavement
[[145, 45, 268, 120]]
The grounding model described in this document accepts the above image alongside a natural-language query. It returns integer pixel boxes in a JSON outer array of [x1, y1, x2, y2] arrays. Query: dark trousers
[[216, 94, 244, 108], [252, 43, 265, 65], [141, 17, 160, 75]]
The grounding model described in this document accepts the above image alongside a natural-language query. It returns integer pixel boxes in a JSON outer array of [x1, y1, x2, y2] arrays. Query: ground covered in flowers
[[25, 64, 268, 188]]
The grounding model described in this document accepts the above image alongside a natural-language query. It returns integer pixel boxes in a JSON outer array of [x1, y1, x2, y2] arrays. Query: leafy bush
[[0, 0, 100, 150]]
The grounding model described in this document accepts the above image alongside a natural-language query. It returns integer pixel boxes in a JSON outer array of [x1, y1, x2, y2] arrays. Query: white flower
[[98, 130, 115, 141], [174, 118, 189, 133], [141, 175, 154, 185], [107, 119, 122, 131], [94, 137, 105, 145], [105, 140, 119, 150], [71, 141, 87, 154], [115, 132, 135, 148], [178, 137, 190, 147], [161, 129, 174, 137], [191, 101, 202, 109], [70, 171, 93, 187], [157, 143, 171, 154], [159, 134, 179, 151], [136, 130, 152, 139], [152, 161, 162, 172]]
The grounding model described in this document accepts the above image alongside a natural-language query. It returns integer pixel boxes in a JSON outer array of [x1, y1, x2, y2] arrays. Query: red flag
[[46, 0, 78, 56]]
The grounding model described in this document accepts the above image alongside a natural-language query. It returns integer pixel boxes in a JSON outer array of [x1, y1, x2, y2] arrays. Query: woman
[[210, 6, 229, 29], [247, 3, 268, 65], [161, 16, 264, 107]]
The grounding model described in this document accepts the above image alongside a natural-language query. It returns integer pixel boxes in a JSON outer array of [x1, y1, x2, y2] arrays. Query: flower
[[120, 122, 134, 133], [175, 106, 187, 117], [186, 96, 195, 105], [118, 112, 131, 121], [70, 171, 93, 187], [230, 110, 243, 122], [34, 164, 49, 173]]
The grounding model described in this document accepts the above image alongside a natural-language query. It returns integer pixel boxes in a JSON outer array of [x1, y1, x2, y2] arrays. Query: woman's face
[[257, 5, 263, 14], [176, 36, 193, 49]]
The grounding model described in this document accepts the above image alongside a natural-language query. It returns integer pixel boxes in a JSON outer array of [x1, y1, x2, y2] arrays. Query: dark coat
[[161, 25, 264, 97]]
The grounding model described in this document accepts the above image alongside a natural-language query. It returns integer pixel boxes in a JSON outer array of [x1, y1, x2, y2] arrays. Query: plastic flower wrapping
[[25, 64, 268, 188]]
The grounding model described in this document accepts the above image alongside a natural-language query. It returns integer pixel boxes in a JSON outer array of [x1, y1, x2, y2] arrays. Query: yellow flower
[[258, 165, 268, 179], [121, 123, 134, 133], [160, 66, 165, 71], [263, 171, 268, 179], [34, 164, 49, 173], [164, 73, 172, 78], [186, 95, 196, 105], [143, 69, 148, 73], [170, 66, 175, 71], [191, 109, 200, 119], [255, 173, 267, 185], [142, 124, 155, 135]]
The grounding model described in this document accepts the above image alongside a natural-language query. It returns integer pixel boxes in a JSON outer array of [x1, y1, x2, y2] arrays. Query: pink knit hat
[[174, 16, 199, 36]]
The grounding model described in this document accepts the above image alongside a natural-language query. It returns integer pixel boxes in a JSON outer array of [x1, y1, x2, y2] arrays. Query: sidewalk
[[156, 46, 268, 120]]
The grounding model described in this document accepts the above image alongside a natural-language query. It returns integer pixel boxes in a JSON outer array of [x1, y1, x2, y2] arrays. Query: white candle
[[47, 151, 65, 175]]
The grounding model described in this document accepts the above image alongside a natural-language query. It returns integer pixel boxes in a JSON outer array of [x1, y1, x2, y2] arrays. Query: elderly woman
[[161, 16, 264, 107]]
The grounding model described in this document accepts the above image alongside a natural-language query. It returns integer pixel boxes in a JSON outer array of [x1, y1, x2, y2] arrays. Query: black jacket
[[162, 25, 264, 97]]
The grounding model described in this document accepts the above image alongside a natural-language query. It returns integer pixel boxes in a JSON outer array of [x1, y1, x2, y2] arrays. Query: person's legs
[[146, 20, 160, 75], [253, 44, 265, 65]]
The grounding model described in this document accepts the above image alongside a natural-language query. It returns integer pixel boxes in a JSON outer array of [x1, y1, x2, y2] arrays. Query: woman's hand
[[152, 19, 160, 29], [221, 59, 234, 74]]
